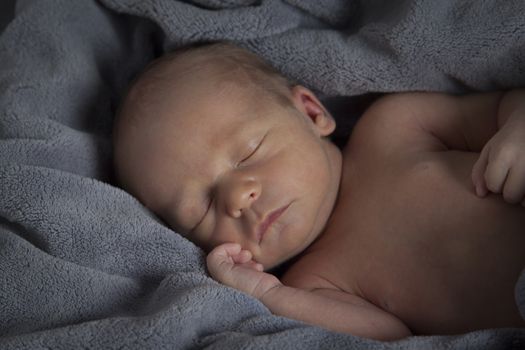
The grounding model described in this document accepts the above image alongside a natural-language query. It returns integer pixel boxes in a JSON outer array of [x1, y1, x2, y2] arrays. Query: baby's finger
[[239, 260, 264, 271], [211, 242, 241, 255], [484, 156, 509, 194], [502, 163, 525, 204], [472, 148, 489, 197], [232, 249, 252, 264], [207, 243, 241, 270]]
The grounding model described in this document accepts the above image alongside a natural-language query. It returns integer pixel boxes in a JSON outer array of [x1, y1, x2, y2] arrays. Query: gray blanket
[[1, 0, 524, 349]]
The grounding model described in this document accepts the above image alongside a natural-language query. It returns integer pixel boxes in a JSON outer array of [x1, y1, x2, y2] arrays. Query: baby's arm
[[471, 89, 525, 204], [370, 89, 525, 205], [207, 243, 411, 341]]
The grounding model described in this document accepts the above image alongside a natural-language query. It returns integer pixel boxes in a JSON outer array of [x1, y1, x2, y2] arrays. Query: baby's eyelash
[[239, 133, 266, 164]]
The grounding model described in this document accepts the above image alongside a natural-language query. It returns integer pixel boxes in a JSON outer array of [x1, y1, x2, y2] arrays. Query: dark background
[[0, 0, 15, 33]]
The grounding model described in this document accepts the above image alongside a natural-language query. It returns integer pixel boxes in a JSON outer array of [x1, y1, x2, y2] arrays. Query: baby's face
[[116, 77, 342, 269]]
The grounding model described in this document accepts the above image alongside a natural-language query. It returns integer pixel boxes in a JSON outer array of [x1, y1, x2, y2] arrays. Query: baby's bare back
[[287, 97, 525, 335]]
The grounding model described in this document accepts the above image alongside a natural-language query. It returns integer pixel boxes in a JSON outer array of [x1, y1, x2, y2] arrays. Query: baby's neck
[[267, 253, 303, 278]]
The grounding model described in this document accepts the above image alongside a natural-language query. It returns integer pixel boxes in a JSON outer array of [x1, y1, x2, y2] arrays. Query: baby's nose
[[221, 176, 261, 218]]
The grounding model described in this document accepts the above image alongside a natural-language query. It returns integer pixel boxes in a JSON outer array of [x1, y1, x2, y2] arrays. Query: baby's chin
[[256, 251, 297, 273]]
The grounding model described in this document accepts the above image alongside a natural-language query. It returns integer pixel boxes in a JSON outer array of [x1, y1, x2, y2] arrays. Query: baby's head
[[113, 42, 342, 269]]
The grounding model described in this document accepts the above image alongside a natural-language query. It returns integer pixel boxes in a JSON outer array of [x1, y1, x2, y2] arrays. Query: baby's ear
[[291, 85, 335, 137]]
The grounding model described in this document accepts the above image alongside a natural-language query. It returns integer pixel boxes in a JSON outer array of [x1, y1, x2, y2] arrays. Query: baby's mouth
[[256, 203, 290, 243]]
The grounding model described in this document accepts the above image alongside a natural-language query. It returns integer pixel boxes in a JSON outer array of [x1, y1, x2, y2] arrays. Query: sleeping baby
[[113, 42, 525, 340]]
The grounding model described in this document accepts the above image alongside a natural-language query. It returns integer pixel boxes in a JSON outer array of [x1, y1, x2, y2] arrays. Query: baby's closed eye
[[238, 133, 267, 166]]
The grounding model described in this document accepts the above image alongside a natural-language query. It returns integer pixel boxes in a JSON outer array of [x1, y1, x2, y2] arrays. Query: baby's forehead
[[171, 100, 266, 149], [129, 50, 288, 113], [140, 74, 268, 130], [129, 101, 267, 206], [132, 85, 265, 155], [120, 50, 293, 160]]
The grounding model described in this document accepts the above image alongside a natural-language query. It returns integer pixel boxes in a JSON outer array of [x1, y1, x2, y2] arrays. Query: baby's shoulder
[[356, 92, 456, 132], [354, 93, 428, 134], [346, 92, 449, 158], [365, 92, 452, 114]]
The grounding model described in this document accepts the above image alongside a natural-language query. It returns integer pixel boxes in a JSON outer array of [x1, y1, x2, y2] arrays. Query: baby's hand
[[472, 112, 525, 205], [206, 243, 281, 299]]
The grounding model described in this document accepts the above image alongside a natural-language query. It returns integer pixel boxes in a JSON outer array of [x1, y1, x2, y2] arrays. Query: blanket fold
[[0, 0, 524, 348]]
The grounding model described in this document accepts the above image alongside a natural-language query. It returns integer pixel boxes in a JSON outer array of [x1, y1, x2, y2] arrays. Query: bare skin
[[206, 90, 525, 340], [281, 92, 525, 335]]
